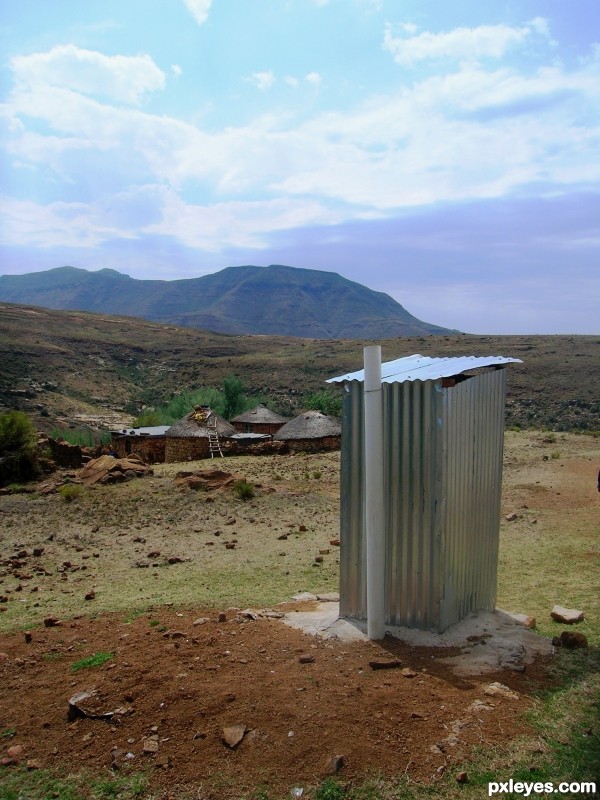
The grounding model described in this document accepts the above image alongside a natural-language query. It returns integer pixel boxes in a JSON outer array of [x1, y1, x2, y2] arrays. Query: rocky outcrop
[[78, 454, 153, 486]]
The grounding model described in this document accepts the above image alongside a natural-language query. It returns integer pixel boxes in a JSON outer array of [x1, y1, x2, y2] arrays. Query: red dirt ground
[[0, 602, 550, 799]]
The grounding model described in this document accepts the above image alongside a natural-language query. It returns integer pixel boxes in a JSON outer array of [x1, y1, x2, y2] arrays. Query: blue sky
[[1, 0, 599, 334]]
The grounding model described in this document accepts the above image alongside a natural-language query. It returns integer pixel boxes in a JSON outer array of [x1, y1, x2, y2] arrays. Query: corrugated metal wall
[[339, 368, 507, 633]]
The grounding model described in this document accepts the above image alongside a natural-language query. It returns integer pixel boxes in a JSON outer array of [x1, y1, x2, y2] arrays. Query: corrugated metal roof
[[111, 426, 170, 437], [327, 354, 522, 384]]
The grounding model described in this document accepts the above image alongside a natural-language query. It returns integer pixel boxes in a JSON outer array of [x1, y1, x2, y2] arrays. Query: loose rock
[[550, 605, 584, 624], [222, 725, 246, 749]]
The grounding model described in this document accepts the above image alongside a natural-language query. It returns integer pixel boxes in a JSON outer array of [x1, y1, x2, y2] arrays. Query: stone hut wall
[[110, 435, 166, 464], [283, 436, 341, 454], [165, 437, 211, 463]]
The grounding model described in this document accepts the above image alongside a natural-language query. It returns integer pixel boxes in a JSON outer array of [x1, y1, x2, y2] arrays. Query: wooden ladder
[[207, 416, 223, 458]]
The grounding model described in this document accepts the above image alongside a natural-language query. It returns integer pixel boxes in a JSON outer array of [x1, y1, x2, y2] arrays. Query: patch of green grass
[[70, 652, 114, 672], [58, 483, 85, 502], [121, 608, 147, 624], [0, 727, 15, 738], [314, 779, 347, 800], [0, 767, 152, 800], [550, 449, 561, 459], [89, 772, 149, 799]]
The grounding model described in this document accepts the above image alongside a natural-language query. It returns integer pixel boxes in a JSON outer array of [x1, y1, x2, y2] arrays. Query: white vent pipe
[[363, 345, 385, 640]]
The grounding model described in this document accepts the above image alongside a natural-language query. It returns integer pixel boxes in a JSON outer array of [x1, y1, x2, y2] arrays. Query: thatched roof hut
[[274, 410, 341, 452], [231, 404, 290, 435], [232, 404, 289, 425], [165, 406, 236, 462], [166, 407, 236, 439]]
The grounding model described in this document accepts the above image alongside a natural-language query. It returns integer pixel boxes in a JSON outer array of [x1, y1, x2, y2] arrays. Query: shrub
[[0, 411, 38, 486], [234, 479, 255, 501], [551, 450, 561, 459], [58, 484, 84, 502]]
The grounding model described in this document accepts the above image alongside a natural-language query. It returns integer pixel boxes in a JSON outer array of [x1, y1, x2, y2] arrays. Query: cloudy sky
[[1, 0, 599, 334]]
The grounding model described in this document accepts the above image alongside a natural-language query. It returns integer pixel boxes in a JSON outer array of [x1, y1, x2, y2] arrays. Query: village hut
[[109, 425, 170, 464], [273, 409, 341, 453], [231, 404, 290, 436], [165, 406, 237, 462]]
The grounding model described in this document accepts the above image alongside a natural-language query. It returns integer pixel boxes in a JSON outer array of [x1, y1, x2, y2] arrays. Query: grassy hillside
[[0, 302, 598, 433], [0, 264, 452, 339]]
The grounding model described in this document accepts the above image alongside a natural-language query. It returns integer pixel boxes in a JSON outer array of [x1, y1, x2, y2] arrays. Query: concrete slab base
[[282, 603, 553, 676]]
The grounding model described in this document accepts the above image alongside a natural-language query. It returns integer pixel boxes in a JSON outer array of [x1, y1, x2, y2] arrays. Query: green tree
[[222, 375, 247, 420], [0, 411, 39, 485], [304, 388, 342, 419]]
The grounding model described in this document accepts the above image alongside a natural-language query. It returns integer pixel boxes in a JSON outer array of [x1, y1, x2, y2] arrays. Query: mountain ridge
[[0, 264, 454, 339]]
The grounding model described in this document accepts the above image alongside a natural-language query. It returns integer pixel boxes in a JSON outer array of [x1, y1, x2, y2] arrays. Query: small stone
[[299, 654, 315, 664], [299, 525, 307, 532], [7, 744, 24, 760], [410, 711, 425, 719], [456, 771, 468, 783], [401, 667, 417, 678], [483, 682, 519, 700], [24, 631, 32, 644], [167, 556, 184, 564], [193, 617, 209, 626], [505, 512, 518, 522], [43, 616, 61, 627], [329, 538, 340, 546], [323, 754, 345, 775], [369, 660, 403, 671], [277, 534, 288, 540], [550, 605, 584, 624], [222, 725, 246, 748], [314, 555, 323, 563], [33, 548, 44, 557], [225, 543, 236, 549], [147, 551, 161, 559], [218, 612, 227, 623], [142, 738, 159, 753], [26, 759, 42, 770], [84, 590, 95, 601], [319, 548, 330, 555]]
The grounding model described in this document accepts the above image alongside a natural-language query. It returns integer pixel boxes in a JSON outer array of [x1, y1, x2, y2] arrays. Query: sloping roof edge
[[327, 354, 522, 384]]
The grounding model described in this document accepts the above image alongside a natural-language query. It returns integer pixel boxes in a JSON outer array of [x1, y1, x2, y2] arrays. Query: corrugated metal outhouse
[[327, 353, 521, 633]]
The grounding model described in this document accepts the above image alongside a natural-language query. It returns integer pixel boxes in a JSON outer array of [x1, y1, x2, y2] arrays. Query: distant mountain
[[0, 264, 454, 339]]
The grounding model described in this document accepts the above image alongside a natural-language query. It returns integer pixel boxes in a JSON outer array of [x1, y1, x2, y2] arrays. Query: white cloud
[[248, 71, 276, 90], [10, 45, 165, 105], [183, 0, 212, 26], [3, 36, 599, 253], [305, 72, 322, 86], [383, 20, 548, 65], [171, 64, 183, 77]]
